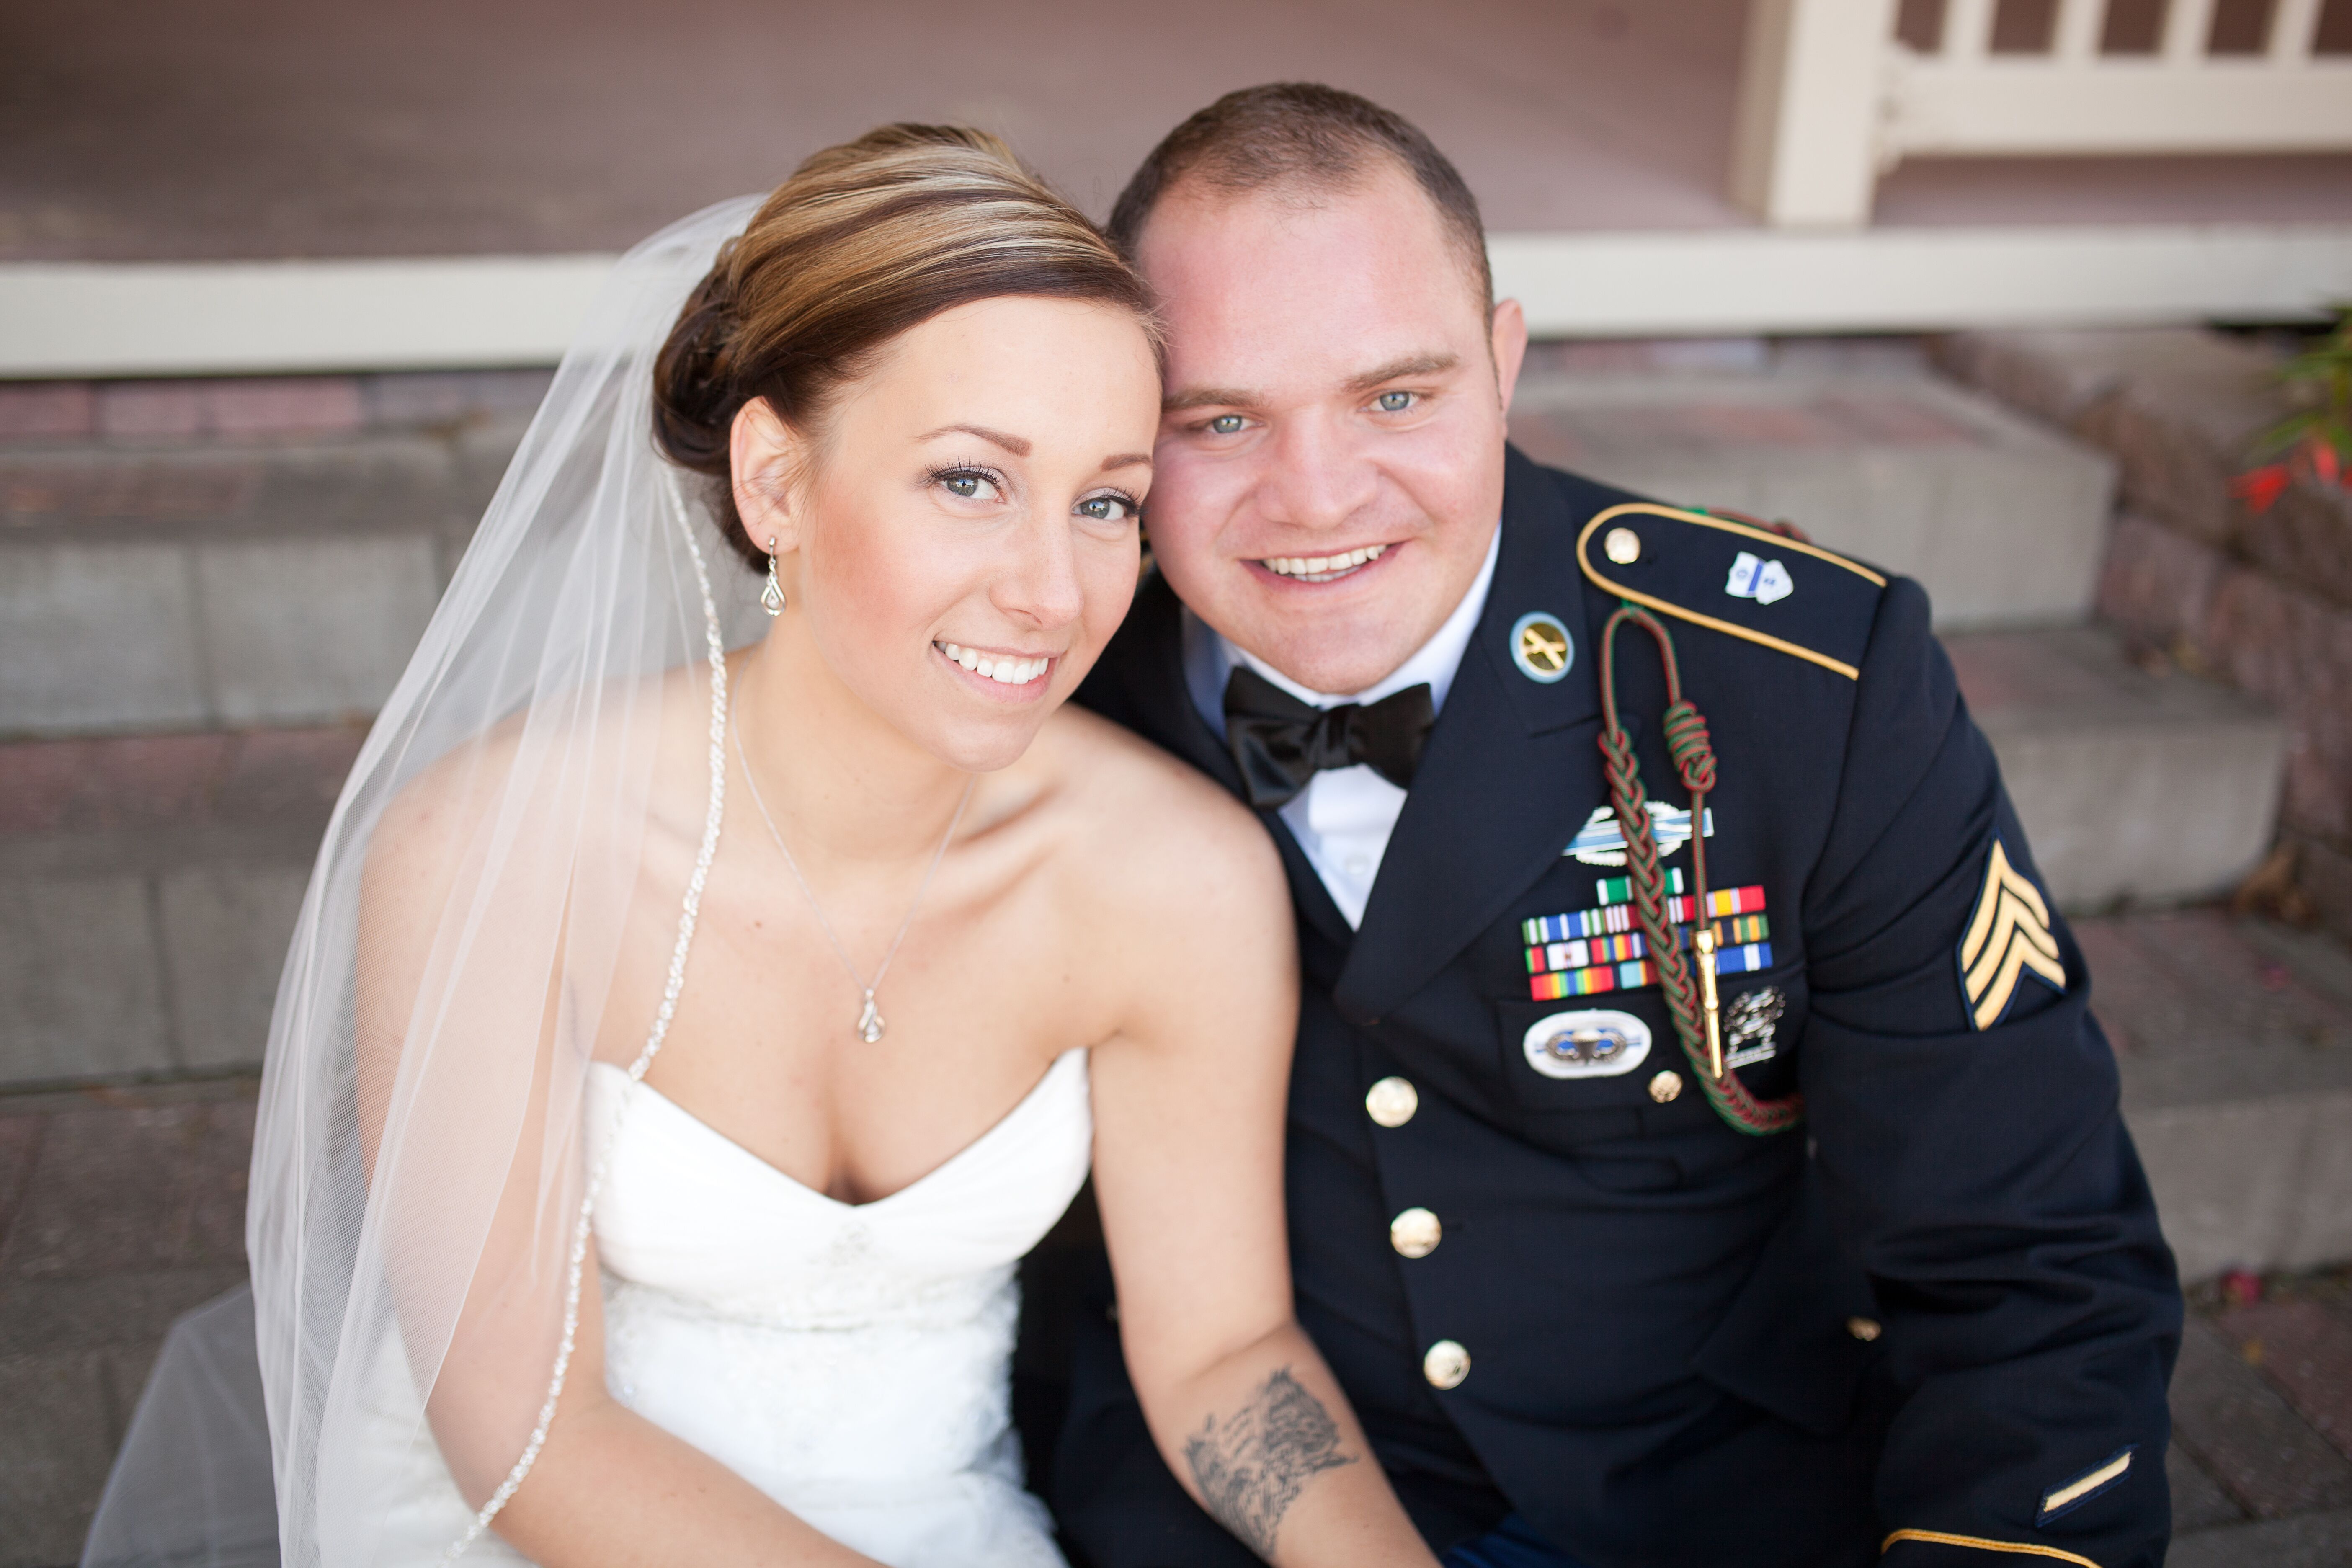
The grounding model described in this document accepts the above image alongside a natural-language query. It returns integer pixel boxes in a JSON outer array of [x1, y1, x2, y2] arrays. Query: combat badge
[[1523, 1009, 1652, 1079], [1565, 802, 1714, 866], [1959, 840, 2065, 1030], [1723, 985, 1784, 1068]]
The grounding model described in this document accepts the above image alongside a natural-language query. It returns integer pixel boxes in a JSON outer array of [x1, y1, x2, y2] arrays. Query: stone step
[[1946, 625, 2286, 909], [0, 728, 351, 1086], [1507, 363, 2117, 629], [2090, 908, 2352, 1283], [0, 423, 515, 738]]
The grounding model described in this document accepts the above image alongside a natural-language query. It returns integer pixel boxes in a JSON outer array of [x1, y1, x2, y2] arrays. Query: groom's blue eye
[[1208, 414, 1245, 435], [1376, 391, 1413, 413]]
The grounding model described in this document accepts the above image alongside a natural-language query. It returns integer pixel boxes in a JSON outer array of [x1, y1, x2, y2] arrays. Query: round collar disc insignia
[[1510, 611, 1574, 684]]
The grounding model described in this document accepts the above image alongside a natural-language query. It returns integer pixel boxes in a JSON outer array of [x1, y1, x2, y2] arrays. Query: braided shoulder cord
[[1596, 603, 1802, 1137]]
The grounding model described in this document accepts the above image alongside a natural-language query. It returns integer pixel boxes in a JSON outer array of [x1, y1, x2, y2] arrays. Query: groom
[[1051, 85, 2180, 1568]]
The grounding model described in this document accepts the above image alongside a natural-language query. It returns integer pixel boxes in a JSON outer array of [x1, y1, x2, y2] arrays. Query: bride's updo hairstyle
[[654, 124, 1158, 572]]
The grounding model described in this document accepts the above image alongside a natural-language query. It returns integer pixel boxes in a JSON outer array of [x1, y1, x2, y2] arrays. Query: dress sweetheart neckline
[[588, 1047, 1087, 1213]]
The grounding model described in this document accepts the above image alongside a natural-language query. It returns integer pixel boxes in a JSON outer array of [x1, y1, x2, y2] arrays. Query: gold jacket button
[[1648, 1070, 1683, 1104], [1365, 1076, 1420, 1128], [1423, 1339, 1471, 1390], [1847, 1316, 1883, 1342], [1390, 1207, 1442, 1259], [1604, 526, 1642, 565]]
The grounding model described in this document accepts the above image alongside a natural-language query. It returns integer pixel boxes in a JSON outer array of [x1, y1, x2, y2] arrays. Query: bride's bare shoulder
[[1032, 704, 1284, 916], [366, 662, 710, 891]]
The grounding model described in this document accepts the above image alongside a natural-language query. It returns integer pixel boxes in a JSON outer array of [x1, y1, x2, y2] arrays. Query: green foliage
[[2256, 306, 2352, 475]]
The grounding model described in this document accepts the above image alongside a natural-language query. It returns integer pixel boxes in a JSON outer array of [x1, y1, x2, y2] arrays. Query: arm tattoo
[[1183, 1366, 1359, 1560]]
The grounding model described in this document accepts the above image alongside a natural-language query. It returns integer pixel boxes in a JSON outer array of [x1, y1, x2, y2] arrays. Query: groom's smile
[[1134, 159, 1526, 698]]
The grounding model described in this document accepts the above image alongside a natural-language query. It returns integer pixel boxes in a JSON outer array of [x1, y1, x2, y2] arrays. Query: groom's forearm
[[1132, 1321, 1439, 1568]]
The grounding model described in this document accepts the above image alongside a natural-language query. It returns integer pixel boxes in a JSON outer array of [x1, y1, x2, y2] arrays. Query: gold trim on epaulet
[[1882, 1529, 2102, 1566], [1576, 502, 1886, 682]]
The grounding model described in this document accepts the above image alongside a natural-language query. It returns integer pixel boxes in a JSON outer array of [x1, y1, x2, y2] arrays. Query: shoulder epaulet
[[1576, 502, 1887, 681]]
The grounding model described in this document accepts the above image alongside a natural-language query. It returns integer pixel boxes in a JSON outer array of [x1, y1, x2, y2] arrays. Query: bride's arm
[[1084, 769, 1442, 1568], [354, 756, 882, 1568]]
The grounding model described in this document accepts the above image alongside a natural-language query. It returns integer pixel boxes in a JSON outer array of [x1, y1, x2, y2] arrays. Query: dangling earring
[[761, 538, 786, 616]]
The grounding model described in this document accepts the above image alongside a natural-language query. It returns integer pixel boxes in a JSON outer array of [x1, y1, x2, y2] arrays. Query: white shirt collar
[[1183, 524, 1501, 735]]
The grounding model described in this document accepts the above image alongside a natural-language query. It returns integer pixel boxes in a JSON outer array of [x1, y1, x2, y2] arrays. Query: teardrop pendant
[[856, 992, 885, 1044], [760, 565, 786, 617]]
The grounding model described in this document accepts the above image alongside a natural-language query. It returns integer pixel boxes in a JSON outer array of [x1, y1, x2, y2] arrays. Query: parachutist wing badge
[[1958, 840, 2066, 1030]]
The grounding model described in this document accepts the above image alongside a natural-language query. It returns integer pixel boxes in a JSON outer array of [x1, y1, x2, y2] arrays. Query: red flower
[[2231, 464, 2291, 514]]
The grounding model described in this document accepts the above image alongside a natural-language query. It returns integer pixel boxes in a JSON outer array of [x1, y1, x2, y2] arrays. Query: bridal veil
[[85, 196, 769, 1566]]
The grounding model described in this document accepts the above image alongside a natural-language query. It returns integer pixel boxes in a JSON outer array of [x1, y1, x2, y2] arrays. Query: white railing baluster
[[1730, 0, 2352, 227], [2270, 0, 2323, 60], [1945, 0, 1998, 59], [2163, 0, 2220, 60], [2054, 0, 2107, 59]]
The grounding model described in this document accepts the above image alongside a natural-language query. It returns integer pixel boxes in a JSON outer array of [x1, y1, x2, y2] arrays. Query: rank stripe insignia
[[2038, 1446, 2135, 1524], [1526, 915, 1770, 975], [1523, 885, 1765, 946], [1958, 840, 2066, 1031], [1529, 941, 1773, 1001]]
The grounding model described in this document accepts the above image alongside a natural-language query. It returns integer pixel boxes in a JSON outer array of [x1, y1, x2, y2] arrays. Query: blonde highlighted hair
[[654, 124, 1158, 570]]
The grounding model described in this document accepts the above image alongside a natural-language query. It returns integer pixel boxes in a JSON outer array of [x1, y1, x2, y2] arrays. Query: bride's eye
[[1076, 492, 1140, 524], [932, 467, 1003, 503]]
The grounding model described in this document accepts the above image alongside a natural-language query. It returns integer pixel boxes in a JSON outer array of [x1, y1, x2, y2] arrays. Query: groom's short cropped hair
[[1107, 83, 1493, 313]]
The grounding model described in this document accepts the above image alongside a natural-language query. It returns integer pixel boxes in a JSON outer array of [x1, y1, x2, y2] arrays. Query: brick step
[[1507, 364, 2116, 629], [1946, 625, 2286, 908]]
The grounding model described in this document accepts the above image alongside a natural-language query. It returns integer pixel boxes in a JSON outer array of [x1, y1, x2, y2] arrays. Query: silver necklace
[[732, 710, 972, 1044]]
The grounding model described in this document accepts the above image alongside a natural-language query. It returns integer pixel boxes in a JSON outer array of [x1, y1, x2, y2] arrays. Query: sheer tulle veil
[[90, 195, 770, 1565]]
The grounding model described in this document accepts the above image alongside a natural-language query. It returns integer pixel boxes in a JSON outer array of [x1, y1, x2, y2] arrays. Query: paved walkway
[[5, 0, 2349, 263], [6, 916, 2352, 1565]]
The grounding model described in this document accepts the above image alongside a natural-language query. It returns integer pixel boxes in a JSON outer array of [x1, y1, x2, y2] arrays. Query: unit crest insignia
[[1959, 840, 2066, 1030]]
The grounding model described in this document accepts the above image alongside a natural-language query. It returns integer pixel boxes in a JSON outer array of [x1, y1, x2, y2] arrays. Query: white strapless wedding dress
[[344, 1048, 1092, 1567]]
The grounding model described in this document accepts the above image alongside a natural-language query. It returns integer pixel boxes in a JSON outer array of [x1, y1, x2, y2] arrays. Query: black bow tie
[[1222, 665, 1435, 810]]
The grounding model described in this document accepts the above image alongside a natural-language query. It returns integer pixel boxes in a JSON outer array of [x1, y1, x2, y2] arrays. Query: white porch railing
[[1732, 0, 2352, 227]]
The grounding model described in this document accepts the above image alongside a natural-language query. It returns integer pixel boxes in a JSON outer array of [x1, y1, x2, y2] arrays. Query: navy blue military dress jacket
[[1051, 447, 2180, 1568]]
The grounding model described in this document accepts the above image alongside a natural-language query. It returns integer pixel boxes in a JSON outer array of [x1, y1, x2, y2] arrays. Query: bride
[[88, 127, 1441, 1568]]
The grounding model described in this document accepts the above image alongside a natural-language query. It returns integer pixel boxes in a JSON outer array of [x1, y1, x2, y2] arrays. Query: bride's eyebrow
[[1099, 452, 1153, 472], [919, 423, 1031, 456]]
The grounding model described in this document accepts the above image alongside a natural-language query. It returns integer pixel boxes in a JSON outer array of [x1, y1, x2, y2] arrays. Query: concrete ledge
[[5, 225, 2349, 378]]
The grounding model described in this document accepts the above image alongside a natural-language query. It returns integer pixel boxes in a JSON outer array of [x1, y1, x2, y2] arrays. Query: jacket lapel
[[1334, 448, 1607, 1025], [1088, 570, 1355, 950]]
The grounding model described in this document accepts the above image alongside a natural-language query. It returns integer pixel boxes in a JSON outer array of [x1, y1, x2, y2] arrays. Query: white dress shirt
[[1183, 528, 1501, 928]]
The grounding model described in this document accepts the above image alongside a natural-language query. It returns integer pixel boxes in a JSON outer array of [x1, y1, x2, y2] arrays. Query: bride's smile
[[730, 291, 1158, 772]]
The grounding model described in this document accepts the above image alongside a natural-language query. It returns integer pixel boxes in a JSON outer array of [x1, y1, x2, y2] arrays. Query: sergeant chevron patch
[[1959, 840, 2065, 1030]]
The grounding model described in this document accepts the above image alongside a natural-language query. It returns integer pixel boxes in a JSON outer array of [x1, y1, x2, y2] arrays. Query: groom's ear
[[1490, 297, 1529, 418], [730, 397, 807, 554]]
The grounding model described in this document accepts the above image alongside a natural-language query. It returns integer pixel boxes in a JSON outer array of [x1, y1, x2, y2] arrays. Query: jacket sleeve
[[1048, 1245, 1262, 1568], [1798, 578, 2182, 1568]]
